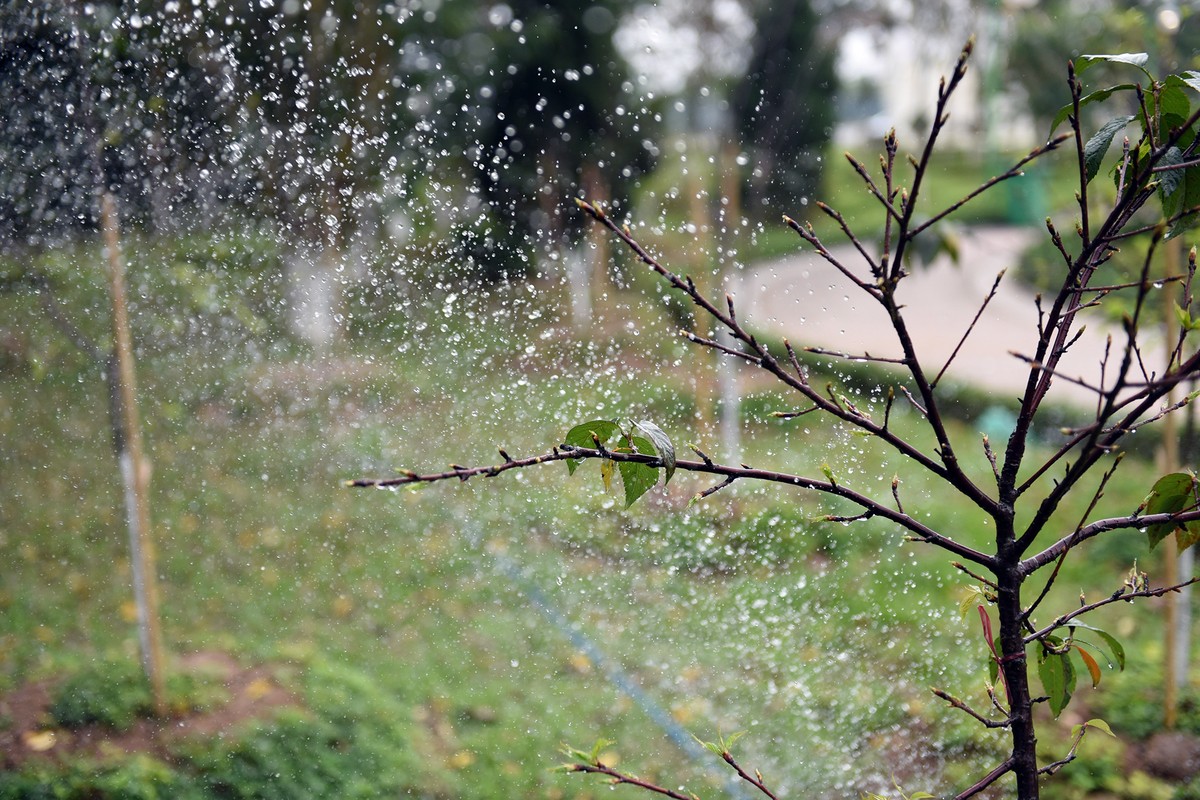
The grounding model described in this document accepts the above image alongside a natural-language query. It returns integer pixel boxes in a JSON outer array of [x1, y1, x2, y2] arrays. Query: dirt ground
[[0, 651, 298, 770]]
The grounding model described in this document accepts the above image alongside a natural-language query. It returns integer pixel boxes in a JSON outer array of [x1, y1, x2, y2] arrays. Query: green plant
[[49, 659, 225, 730], [354, 43, 1200, 799]]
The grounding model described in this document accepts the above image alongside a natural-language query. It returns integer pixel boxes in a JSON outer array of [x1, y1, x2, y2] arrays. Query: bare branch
[[1023, 577, 1200, 643], [932, 688, 1011, 729], [910, 134, 1070, 238], [566, 762, 697, 800], [721, 751, 780, 800], [843, 152, 905, 226], [932, 270, 1006, 389], [954, 758, 1014, 800], [802, 346, 908, 366]]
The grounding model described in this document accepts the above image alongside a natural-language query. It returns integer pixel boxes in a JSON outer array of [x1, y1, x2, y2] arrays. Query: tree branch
[[352, 444, 995, 567]]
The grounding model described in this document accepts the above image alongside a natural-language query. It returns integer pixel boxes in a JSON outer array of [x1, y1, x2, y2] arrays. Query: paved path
[[733, 226, 1142, 409]]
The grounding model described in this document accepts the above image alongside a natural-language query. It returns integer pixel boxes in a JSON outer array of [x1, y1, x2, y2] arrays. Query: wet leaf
[[1074, 645, 1102, 688], [563, 419, 620, 475], [635, 420, 675, 484], [1160, 79, 1193, 130], [1084, 116, 1135, 185], [1157, 147, 1186, 199], [619, 435, 659, 507], [1069, 623, 1126, 670], [600, 459, 615, 493]]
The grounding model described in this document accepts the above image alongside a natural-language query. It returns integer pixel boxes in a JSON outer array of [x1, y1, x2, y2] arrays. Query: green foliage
[[563, 418, 675, 507], [8, 659, 427, 800], [49, 659, 223, 731], [0, 754, 204, 800], [1143, 472, 1200, 551]]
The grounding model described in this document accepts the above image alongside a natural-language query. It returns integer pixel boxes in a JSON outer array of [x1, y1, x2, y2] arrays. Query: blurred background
[[3, 1, 1200, 797]]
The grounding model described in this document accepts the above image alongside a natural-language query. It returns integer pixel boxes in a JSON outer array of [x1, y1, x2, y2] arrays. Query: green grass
[[0, 204, 1191, 800]]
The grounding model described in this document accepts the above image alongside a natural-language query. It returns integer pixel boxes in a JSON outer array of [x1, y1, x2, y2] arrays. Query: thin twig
[[721, 751, 779, 800], [932, 270, 1006, 389], [567, 762, 696, 800], [1023, 577, 1200, 643]]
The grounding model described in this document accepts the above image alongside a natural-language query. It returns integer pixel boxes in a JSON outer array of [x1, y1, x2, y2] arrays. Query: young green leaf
[[1084, 718, 1116, 737], [1084, 116, 1135, 185], [563, 420, 620, 475], [1176, 303, 1199, 332], [716, 730, 747, 753], [600, 458, 615, 493], [589, 738, 615, 761], [635, 420, 676, 484]]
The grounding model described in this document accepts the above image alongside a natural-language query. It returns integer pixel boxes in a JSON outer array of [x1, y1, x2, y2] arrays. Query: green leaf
[[1050, 84, 1137, 135], [1085, 116, 1136, 184], [1039, 646, 1076, 718], [1161, 151, 1200, 237], [563, 420, 620, 475], [1157, 146, 1186, 199], [589, 738, 615, 761], [1176, 303, 1199, 332], [1144, 472, 1200, 549], [635, 420, 676, 484], [618, 435, 659, 507], [1075, 52, 1151, 78], [1086, 718, 1116, 737], [1159, 80, 1192, 131], [721, 730, 747, 751], [959, 587, 987, 619], [987, 634, 1003, 685], [1069, 622, 1126, 670]]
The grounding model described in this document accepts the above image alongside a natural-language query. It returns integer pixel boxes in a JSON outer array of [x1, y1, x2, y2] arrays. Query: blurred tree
[[1007, 0, 1154, 130], [732, 0, 837, 216], [464, 1, 658, 280]]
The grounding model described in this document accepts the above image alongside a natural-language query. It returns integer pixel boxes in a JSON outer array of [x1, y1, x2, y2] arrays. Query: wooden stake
[[101, 192, 168, 716]]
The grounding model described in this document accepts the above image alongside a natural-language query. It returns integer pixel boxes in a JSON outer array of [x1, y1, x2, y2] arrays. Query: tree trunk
[[997, 555, 1038, 798]]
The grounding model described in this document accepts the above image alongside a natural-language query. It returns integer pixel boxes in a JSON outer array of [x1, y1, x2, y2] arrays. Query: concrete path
[[733, 226, 1147, 409]]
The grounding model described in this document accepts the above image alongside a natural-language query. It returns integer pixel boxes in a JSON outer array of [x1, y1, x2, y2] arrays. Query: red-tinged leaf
[[1075, 645, 1102, 688], [978, 606, 995, 654]]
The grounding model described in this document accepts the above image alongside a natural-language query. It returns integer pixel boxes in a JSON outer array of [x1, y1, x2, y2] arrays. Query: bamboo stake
[[101, 192, 168, 716]]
